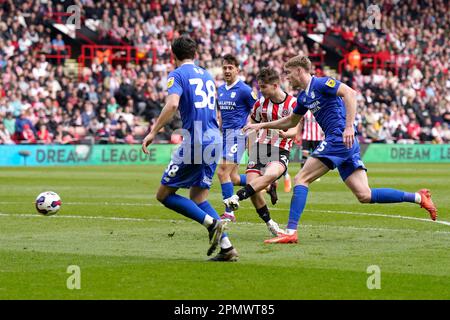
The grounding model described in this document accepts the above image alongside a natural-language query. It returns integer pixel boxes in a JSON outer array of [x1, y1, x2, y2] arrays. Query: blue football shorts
[[161, 144, 219, 189], [311, 134, 367, 181], [222, 128, 247, 164]]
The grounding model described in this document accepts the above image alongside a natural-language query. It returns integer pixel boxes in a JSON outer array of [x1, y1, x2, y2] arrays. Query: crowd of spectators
[[0, 0, 449, 146]]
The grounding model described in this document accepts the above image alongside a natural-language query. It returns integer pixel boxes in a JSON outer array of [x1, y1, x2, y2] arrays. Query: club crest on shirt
[[167, 77, 175, 89], [231, 92, 236, 98], [282, 109, 290, 116], [310, 90, 315, 99], [325, 78, 336, 88]]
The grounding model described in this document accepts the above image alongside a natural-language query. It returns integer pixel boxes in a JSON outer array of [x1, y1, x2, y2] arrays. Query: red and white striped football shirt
[[302, 110, 324, 141], [250, 93, 297, 151]]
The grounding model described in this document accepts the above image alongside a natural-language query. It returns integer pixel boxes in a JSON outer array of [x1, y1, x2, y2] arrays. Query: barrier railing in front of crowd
[[33, 44, 72, 65], [309, 53, 325, 67], [45, 46, 72, 65], [77, 45, 146, 81], [338, 53, 418, 76]]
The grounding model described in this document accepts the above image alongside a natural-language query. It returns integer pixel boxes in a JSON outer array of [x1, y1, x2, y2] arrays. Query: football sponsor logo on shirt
[[311, 106, 321, 113], [202, 176, 212, 186], [167, 77, 175, 89], [306, 101, 320, 109], [325, 78, 336, 88]]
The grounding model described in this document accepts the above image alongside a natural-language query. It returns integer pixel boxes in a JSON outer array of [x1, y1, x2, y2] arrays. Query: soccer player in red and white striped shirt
[[224, 67, 299, 237], [300, 110, 324, 167]]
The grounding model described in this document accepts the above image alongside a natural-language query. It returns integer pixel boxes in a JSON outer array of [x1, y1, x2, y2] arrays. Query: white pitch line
[[0, 201, 155, 206], [0, 212, 149, 222], [305, 209, 450, 227], [1, 201, 448, 227], [0, 212, 449, 235]]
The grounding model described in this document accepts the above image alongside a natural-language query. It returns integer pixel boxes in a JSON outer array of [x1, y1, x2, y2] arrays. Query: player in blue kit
[[216, 54, 258, 222], [244, 55, 438, 244], [141, 36, 238, 261]]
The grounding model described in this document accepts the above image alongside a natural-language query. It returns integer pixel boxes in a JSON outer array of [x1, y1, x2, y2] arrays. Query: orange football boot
[[417, 189, 437, 221], [264, 231, 298, 244]]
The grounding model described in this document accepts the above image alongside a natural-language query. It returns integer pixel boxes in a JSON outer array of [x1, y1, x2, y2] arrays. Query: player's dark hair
[[171, 36, 197, 61], [222, 54, 240, 68], [256, 67, 280, 84]]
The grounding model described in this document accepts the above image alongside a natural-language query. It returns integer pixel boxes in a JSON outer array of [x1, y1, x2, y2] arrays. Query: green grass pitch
[[0, 163, 449, 299]]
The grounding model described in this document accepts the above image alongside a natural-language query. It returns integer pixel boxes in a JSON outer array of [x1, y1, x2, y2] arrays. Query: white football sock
[[415, 193, 422, 204], [202, 214, 214, 227], [220, 236, 232, 250], [286, 228, 297, 235]]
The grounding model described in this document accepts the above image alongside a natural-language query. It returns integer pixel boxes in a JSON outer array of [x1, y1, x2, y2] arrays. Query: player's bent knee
[[295, 172, 312, 186], [156, 187, 171, 203], [217, 166, 229, 181], [355, 192, 372, 203], [218, 163, 236, 180], [156, 192, 166, 203], [230, 175, 240, 185]]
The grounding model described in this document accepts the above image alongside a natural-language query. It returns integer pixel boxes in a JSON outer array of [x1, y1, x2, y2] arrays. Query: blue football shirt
[[217, 79, 257, 130], [167, 62, 220, 147], [293, 76, 348, 137]]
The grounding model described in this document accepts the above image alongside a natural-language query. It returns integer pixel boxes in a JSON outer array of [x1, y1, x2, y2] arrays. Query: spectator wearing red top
[[341, 26, 354, 42], [37, 124, 52, 144], [377, 43, 391, 68], [407, 119, 421, 142], [21, 124, 36, 144]]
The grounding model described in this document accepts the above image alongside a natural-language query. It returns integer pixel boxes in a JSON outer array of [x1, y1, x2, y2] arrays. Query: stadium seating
[[0, 0, 449, 145]]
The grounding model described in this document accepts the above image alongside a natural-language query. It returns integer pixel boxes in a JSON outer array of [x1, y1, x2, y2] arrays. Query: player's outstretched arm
[[337, 83, 357, 149], [142, 94, 180, 154], [279, 121, 302, 139], [243, 113, 301, 133]]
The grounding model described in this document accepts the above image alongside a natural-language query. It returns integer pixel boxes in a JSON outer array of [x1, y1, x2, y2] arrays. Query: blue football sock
[[403, 192, 416, 203], [162, 194, 207, 224], [198, 201, 228, 239], [221, 182, 234, 213], [370, 188, 416, 203], [287, 185, 309, 230], [239, 174, 247, 186]]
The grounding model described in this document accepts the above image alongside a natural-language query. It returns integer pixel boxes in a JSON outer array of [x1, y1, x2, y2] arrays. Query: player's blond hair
[[284, 55, 312, 72]]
